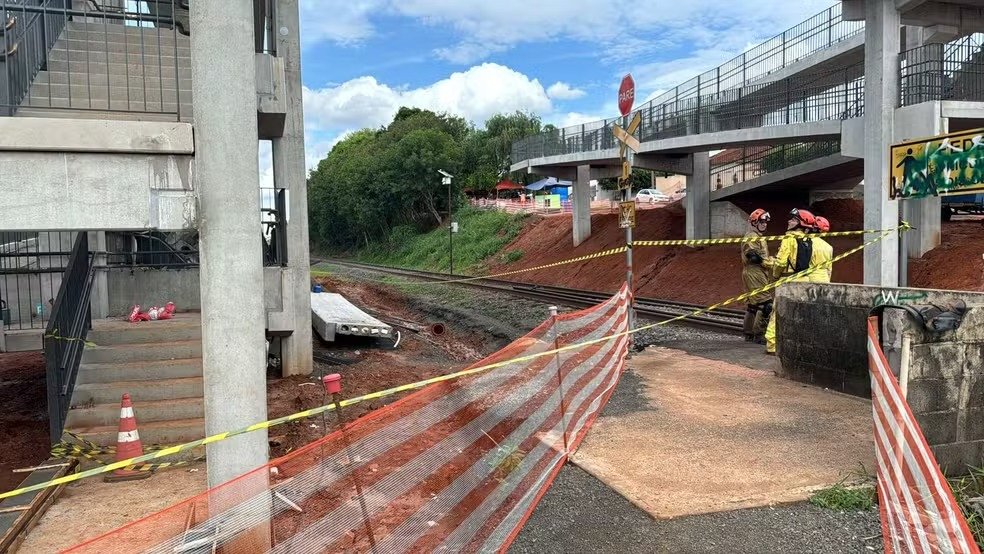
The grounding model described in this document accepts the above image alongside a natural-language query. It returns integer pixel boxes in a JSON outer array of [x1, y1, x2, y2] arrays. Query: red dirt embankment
[[492, 199, 982, 304]]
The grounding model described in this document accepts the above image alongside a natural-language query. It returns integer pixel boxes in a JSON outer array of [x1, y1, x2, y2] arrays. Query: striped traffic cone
[[104, 393, 152, 483]]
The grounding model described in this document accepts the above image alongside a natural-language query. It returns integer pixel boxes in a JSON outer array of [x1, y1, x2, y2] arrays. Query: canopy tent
[[494, 179, 524, 191], [525, 177, 572, 191]]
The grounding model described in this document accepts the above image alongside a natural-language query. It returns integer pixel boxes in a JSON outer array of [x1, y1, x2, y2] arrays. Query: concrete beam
[[862, 0, 901, 286], [0, 118, 194, 154], [256, 53, 287, 140], [0, 151, 195, 231], [634, 153, 694, 175], [572, 165, 592, 247], [686, 153, 711, 240], [843, 0, 865, 21], [272, 0, 314, 377], [900, 3, 984, 30], [941, 100, 984, 119], [191, 0, 270, 492]]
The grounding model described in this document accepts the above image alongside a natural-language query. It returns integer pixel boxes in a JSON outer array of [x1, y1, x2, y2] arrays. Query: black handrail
[[44, 232, 94, 443], [0, 0, 69, 116]]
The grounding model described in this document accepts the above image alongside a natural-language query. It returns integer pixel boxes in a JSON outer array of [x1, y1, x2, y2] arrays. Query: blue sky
[[262, 0, 836, 182]]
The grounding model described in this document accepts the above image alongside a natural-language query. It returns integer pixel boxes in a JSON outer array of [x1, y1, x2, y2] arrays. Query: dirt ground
[[572, 346, 875, 518], [0, 351, 50, 492], [266, 274, 500, 458], [16, 462, 207, 553], [493, 199, 983, 304]]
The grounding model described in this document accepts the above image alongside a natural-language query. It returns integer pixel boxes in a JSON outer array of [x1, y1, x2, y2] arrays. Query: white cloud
[[303, 63, 553, 132], [547, 82, 586, 101], [552, 112, 604, 128], [299, 0, 385, 46]]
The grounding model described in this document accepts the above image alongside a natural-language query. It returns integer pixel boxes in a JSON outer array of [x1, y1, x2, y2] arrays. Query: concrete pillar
[[685, 152, 711, 240], [862, 0, 901, 286], [572, 165, 592, 247], [191, 0, 269, 487], [88, 232, 109, 320], [272, 0, 313, 377]]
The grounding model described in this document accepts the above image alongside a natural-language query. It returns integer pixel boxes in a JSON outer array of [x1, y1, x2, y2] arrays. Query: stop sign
[[618, 74, 635, 117]]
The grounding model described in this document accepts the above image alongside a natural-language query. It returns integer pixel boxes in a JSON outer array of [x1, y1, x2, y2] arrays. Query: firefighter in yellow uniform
[[741, 209, 775, 343], [764, 208, 817, 354], [809, 216, 834, 283]]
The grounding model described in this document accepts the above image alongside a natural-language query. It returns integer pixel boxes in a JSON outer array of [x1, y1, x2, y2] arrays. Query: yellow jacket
[[808, 237, 833, 283], [773, 231, 812, 282], [740, 231, 774, 304]]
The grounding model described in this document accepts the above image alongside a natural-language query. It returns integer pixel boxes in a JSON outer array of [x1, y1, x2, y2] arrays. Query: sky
[[260, 0, 837, 184]]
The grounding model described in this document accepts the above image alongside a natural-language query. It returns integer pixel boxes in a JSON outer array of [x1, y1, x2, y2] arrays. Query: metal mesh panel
[[68, 286, 631, 554]]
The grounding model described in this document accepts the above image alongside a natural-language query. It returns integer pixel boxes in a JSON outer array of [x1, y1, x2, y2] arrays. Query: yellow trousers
[[765, 310, 777, 353]]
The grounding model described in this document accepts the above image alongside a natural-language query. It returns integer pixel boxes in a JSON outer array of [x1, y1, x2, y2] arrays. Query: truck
[[942, 192, 984, 221]]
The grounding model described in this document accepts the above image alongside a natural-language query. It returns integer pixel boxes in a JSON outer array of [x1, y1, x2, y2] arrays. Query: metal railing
[[261, 187, 288, 267], [0, 231, 74, 330], [0, 0, 68, 115], [44, 232, 94, 443], [901, 35, 984, 106], [710, 140, 841, 190], [104, 231, 197, 269], [0, 0, 188, 117], [514, 62, 866, 161]]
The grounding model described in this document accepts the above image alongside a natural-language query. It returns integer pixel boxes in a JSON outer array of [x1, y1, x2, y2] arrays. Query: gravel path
[[510, 464, 883, 554], [318, 263, 879, 552]]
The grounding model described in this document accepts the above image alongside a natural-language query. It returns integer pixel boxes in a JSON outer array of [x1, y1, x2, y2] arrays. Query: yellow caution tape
[[633, 226, 903, 248], [0, 224, 909, 501]]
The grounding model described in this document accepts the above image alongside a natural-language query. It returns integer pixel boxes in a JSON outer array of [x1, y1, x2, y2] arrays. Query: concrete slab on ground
[[572, 346, 874, 518], [311, 292, 393, 342], [16, 462, 206, 553]]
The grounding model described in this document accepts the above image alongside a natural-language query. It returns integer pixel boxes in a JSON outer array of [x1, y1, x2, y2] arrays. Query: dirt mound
[[493, 200, 981, 304]]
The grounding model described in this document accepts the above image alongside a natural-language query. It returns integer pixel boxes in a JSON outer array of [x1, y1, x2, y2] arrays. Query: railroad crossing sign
[[619, 201, 636, 229], [618, 74, 635, 117], [613, 111, 642, 186], [890, 127, 984, 199]]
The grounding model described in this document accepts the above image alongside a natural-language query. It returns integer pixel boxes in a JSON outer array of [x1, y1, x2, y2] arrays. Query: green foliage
[[949, 465, 984, 548], [598, 168, 655, 191], [308, 108, 543, 251], [357, 208, 528, 273], [809, 483, 876, 511], [501, 249, 524, 264]]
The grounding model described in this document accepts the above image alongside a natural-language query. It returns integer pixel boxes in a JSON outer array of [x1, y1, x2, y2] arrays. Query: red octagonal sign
[[618, 73, 635, 117]]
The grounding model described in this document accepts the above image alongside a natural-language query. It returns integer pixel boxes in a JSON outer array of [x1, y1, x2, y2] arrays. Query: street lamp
[[439, 170, 454, 275]]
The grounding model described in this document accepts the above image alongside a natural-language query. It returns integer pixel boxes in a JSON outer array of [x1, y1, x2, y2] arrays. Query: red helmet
[[790, 208, 816, 227], [749, 208, 771, 225], [815, 216, 830, 233]]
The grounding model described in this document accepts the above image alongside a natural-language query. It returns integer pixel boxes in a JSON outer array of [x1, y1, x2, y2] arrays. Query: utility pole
[[440, 170, 454, 275]]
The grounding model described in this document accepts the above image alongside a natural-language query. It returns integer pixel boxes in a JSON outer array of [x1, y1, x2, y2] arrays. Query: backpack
[[792, 236, 813, 272]]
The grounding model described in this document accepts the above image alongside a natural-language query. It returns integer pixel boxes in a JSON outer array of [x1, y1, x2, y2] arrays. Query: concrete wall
[[710, 201, 749, 238], [105, 268, 202, 316], [776, 282, 984, 472]]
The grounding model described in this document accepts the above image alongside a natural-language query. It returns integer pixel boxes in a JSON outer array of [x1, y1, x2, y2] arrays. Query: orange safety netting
[[67, 285, 630, 553]]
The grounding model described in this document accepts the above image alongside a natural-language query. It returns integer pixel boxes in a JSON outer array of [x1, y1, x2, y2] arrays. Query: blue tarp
[[525, 177, 572, 191]]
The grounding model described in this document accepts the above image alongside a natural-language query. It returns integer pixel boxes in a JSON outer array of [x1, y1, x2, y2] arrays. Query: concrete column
[[272, 0, 313, 377], [862, 0, 901, 286], [191, 1, 269, 487], [572, 165, 592, 247], [685, 152, 711, 240], [88, 232, 109, 320]]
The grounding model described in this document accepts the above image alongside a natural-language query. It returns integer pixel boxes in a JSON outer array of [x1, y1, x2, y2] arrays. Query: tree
[[598, 168, 655, 191]]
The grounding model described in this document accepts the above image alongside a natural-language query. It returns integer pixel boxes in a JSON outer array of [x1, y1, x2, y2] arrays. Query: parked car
[[635, 189, 671, 204], [942, 193, 984, 221]]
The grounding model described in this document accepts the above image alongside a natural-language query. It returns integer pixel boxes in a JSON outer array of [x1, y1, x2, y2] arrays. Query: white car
[[635, 189, 671, 203]]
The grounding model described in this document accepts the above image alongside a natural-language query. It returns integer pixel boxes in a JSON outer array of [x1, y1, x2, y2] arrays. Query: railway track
[[319, 260, 745, 334]]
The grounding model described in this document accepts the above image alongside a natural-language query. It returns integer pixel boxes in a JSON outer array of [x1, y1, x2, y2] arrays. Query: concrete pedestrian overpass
[[511, 0, 984, 286]]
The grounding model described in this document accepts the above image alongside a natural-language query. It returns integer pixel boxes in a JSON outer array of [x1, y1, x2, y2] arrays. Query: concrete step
[[87, 318, 201, 346], [76, 357, 202, 384], [33, 70, 185, 89], [23, 96, 192, 114], [47, 48, 190, 66], [65, 23, 190, 44], [72, 376, 203, 405], [13, 106, 193, 122], [67, 417, 205, 448], [45, 59, 191, 78], [81, 339, 201, 364], [56, 37, 191, 56], [29, 83, 187, 103], [65, 396, 203, 428]]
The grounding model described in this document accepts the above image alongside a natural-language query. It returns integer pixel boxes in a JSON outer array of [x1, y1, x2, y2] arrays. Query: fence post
[[549, 306, 571, 454], [828, 7, 833, 46]]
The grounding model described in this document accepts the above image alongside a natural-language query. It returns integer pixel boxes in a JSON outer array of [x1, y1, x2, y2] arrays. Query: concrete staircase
[[64, 312, 204, 448], [18, 21, 192, 120]]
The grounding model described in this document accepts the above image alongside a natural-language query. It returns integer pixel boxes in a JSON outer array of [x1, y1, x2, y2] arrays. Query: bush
[[501, 249, 524, 264]]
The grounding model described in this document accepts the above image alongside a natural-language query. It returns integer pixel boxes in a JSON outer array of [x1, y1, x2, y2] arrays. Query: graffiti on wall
[[890, 128, 984, 199]]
